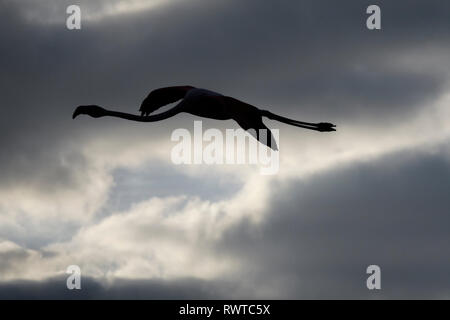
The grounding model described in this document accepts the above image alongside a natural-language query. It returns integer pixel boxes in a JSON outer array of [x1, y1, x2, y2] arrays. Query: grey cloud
[[1, 144, 449, 299], [215, 144, 450, 298], [0, 276, 235, 299], [1, 0, 450, 299], [0, 249, 30, 275], [2, 0, 450, 187], [104, 162, 242, 214], [2, 0, 450, 122]]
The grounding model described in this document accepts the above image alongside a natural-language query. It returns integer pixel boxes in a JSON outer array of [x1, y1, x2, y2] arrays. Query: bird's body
[[73, 86, 336, 150], [181, 88, 231, 120]]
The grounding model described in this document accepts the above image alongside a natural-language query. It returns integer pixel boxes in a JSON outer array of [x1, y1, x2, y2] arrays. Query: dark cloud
[[0, 276, 234, 299], [1, 0, 450, 299], [216, 144, 450, 298], [1, 0, 447, 188], [2, 0, 450, 125]]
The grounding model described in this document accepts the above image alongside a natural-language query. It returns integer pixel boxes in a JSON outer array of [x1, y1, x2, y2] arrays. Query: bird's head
[[72, 105, 107, 119]]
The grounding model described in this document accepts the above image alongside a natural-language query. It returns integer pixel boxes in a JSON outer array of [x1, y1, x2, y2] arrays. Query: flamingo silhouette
[[72, 86, 336, 150]]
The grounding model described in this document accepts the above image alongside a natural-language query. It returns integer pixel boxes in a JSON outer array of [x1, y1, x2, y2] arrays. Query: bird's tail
[[260, 110, 336, 132]]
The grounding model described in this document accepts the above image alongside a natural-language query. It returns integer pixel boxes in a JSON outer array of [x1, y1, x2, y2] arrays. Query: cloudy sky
[[1, 0, 450, 299]]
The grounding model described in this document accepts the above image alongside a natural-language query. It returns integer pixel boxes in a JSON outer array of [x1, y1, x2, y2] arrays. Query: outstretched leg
[[223, 96, 336, 132], [260, 110, 336, 132], [234, 117, 278, 151]]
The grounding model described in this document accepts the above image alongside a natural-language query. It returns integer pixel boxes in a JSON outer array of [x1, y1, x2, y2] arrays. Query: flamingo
[[72, 86, 336, 150]]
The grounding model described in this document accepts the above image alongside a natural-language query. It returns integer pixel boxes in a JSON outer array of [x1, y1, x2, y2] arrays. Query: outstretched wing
[[140, 86, 195, 115]]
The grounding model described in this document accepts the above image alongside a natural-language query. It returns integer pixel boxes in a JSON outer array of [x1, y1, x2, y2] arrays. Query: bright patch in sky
[[15, 0, 177, 24]]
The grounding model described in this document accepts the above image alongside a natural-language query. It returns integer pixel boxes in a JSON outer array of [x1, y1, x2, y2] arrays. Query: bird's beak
[[72, 107, 82, 119]]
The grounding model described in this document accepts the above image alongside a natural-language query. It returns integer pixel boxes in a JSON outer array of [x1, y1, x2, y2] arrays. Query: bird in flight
[[72, 86, 336, 150]]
